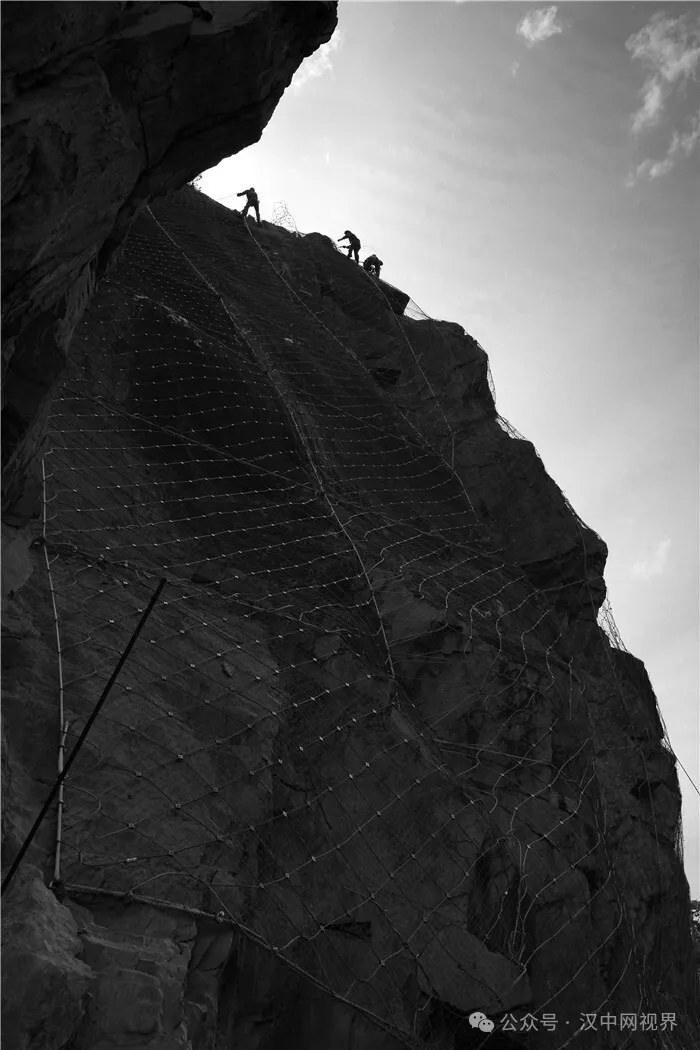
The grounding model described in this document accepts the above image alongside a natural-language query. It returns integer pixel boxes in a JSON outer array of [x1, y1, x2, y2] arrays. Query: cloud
[[631, 78, 665, 134], [510, 60, 521, 79], [626, 12, 700, 134], [627, 105, 700, 184], [516, 6, 563, 48], [631, 538, 672, 581], [627, 11, 700, 83], [290, 28, 344, 94]]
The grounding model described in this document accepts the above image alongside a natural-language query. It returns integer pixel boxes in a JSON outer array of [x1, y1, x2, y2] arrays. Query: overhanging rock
[[1, 0, 338, 523]]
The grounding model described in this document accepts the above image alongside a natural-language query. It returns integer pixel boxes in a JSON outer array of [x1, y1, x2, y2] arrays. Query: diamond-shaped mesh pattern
[[37, 186, 696, 1047]]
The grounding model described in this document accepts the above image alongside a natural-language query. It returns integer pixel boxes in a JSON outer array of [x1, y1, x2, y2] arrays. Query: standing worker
[[337, 230, 361, 262], [363, 254, 383, 278], [237, 187, 261, 224]]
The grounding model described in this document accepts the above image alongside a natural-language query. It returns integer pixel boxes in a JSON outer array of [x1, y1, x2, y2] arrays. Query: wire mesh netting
[[40, 186, 696, 1047]]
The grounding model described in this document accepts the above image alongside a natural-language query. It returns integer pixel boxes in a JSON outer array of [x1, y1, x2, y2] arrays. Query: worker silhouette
[[338, 230, 361, 262], [363, 254, 383, 278], [237, 187, 261, 224]]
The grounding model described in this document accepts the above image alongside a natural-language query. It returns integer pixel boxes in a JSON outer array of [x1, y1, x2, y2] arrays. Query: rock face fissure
[[2, 184, 697, 1049]]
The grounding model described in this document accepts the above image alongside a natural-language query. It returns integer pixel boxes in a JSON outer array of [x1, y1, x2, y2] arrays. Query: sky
[[198, 2, 700, 895]]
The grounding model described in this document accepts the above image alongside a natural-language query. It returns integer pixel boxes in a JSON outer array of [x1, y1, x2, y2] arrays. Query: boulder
[[1, 868, 93, 1050]]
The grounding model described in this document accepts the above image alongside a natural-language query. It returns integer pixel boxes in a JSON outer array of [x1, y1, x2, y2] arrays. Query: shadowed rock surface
[[2, 185, 697, 1048], [2, 0, 338, 520], [2, 2, 698, 1046]]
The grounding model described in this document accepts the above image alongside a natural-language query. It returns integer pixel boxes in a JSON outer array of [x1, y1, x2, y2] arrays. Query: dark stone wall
[[2, 0, 338, 521]]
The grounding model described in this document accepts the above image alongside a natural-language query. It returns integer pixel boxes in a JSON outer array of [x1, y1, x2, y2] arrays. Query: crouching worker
[[363, 254, 383, 278], [338, 230, 361, 262], [237, 187, 261, 223]]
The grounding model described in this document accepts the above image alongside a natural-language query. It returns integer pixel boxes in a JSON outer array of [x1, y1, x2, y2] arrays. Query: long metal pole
[[52, 719, 70, 885], [1, 577, 167, 896]]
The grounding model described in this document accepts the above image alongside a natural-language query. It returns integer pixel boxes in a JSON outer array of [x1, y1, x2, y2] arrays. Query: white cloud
[[627, 11, 700, 83], [631, 78, 665, 134], [625, 12, 700, 183], [290, 28, 344, 94], [516, 6, 563, 48], [626, 12, 700, 134], [510, 60, 521, 79], [631, 538, 672, 581], [627, 106, 700, 185]]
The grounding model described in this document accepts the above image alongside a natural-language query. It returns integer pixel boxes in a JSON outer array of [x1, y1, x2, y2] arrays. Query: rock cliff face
[[1, 0, 338, 521], [2, 185, 697, 1049], [2, 3, 698, 1047]]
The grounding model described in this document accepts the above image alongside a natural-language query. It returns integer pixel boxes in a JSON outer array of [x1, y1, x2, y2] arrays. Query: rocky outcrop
[[2, 185, 697, 1048], [1, 0, 338, 522], [1, 7, 697, 1044], [2, 866, 92, 1050]]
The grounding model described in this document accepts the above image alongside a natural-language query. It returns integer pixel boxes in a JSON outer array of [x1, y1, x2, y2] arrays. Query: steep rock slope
[[1, 0, 337, 521], [2, 186, 697, 1049]]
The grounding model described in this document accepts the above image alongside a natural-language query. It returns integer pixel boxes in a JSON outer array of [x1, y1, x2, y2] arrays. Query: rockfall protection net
[[41, 186, 695, 1047]]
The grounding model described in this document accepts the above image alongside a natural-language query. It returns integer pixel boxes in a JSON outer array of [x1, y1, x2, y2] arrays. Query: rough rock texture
[[1, 865, 92, 1049], [2, 186, 697, 1049], [1, 0, 338, 521]]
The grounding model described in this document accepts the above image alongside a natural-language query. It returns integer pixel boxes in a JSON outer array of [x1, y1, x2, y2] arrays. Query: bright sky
[[199, 1, 700, 894]]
